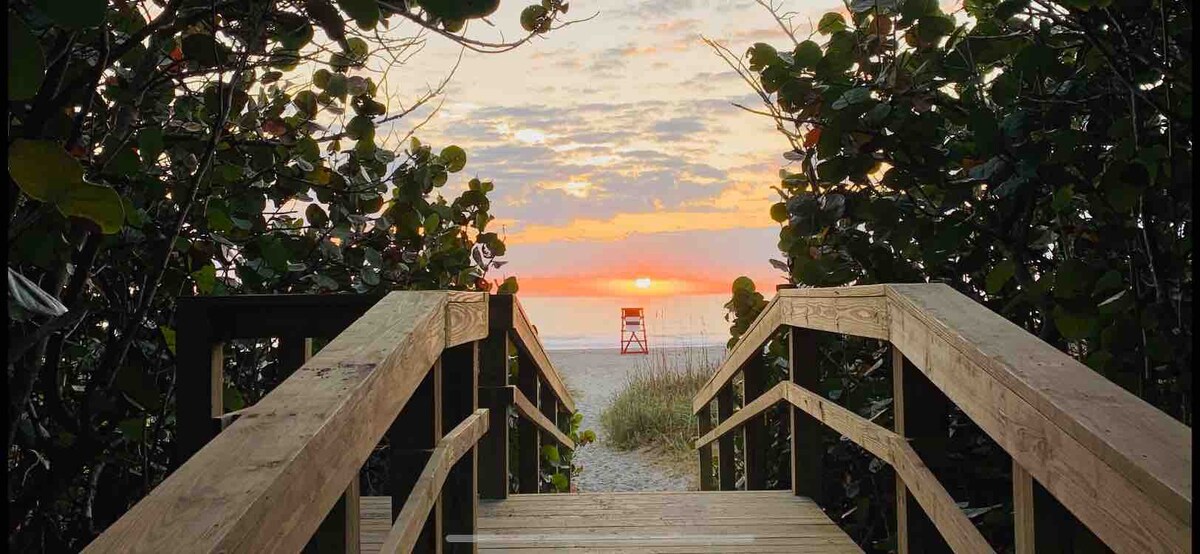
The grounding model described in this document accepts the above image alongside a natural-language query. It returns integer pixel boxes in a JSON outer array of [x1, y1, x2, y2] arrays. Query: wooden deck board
[[360, 491, 860, 552]]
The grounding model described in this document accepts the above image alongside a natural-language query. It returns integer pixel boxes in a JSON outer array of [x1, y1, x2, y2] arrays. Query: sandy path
[[546, 346, 723, 492]]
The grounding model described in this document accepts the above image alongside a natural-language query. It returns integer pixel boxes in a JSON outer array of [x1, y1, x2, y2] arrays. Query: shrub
[[600, 348, 717, 460]]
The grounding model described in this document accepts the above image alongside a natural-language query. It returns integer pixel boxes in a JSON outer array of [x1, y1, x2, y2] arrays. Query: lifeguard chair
[[620, 308, 648, 354]]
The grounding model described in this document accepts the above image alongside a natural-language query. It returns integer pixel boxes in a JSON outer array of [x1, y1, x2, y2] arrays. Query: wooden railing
[[692, 284, 1191, 553], [84, 291, 575, 553]]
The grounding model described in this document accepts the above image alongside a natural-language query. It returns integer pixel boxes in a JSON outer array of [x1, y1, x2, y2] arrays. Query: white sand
[[546, 345, 725, 492]]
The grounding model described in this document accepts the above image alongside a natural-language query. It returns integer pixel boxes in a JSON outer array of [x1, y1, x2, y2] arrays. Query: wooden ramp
[[361, 491, 861, 553]]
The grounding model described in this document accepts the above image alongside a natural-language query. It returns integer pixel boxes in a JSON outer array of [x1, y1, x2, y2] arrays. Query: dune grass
[[599, 347, 718, 466]]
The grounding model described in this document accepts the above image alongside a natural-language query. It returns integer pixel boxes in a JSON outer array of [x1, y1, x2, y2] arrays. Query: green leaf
[[440, 145, 467, 172], [223, 384, 246, 411], [1053, 305, 1097, 340], [732, 276, 757, 293], [34, 0, 106, 29], [361, 266, 380, 286], [498, 276, 519, 294], [181, 34, 230, 67], [792, 41, 822, 69], [817, 12, 847, 34], [8, 140, 124, 233], [160, 326, 177, 355], [550, 472, 569, 492], [520, 5, 550, 32], [541, 445, 560, 463], [346, 115, 375, 141], [313, 68, 332, 89], [293, 90, 319, 116], [138, 129, 164, 167], [192, 264, 217, 295], [851, 0, 900, 13], [117, 418, 146, 441], [8, 16, 46, 101], [985, 259, 1015, 294], [747, 43, 779, 71], [338, 0, 380, 29], [832, 87, 871, 110], [1053, 259, 1091, 299]]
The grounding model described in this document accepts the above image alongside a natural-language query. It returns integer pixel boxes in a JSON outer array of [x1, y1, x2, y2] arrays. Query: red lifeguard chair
[[620, 308, 648, 354]]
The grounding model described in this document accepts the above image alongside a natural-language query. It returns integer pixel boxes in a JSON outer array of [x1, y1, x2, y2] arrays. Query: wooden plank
[[516, 351, 539, 495], [893, 346, 951, 554], [441, 342, 479, 554], [887, 284, 1191, 527], [742, 352, 767, 490], [782, 294, 889, 340], [446, 292, 488, 347], [716, 385, 737, 490], [887, 286, 1191, 552], [695, 383, 787, 450], [779, 382, 994, 554], [697, 404, 715, 491], [478, 327, 510, 501], [509, 295, 575, 412], [692, 296, 781, 412], [379, 410, 490, 554], [85, 291, 449, 554], [509, 386, 575, 450], [789, 327, 823, 502]]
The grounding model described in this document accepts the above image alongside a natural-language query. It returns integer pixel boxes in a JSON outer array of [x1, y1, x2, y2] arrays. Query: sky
[[369, 0, 847, 299], [348, 0, 848, 347]]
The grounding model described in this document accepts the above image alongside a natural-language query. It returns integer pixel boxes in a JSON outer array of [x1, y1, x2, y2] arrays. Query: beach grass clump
[[600, 348, 717, 459]]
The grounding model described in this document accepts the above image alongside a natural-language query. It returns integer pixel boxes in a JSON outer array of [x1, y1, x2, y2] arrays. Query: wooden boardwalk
[[361, 491, 861, 553]]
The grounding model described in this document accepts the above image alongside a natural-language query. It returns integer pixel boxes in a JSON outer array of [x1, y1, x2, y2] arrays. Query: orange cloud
[[504, 206, 776, 245], [514, 272, 785, 297]]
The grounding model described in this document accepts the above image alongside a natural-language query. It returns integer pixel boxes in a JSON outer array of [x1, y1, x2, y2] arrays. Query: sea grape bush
[[722, 0, 1190, 549], [7, 0, 574, 549]]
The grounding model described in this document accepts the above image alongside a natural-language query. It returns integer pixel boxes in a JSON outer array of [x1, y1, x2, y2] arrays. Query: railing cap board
[[85, 291, 488, 553], [692, 283, 1192, 552], [885, 283, 1191, 524]]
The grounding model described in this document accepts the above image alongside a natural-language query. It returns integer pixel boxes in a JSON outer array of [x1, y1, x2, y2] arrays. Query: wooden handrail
[[695, 381, 994, 553], [692, 284, 1192, 553], [85, 291, 488, 553], [505, 294, 576, 412], [380, 409, 490, 554], [508, 385, 576, 450]]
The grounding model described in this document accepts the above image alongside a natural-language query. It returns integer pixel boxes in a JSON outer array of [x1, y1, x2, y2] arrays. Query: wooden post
[[697, 404, 715, 491], [516, 352, 539, 494], [742, 352, 767, 490], [479, 296, 512, 499], [789, 327, 822, 502], [716, 384, 737, 491], [389, 362, 441, 553], [441, 342, 478, 553], [893, 346, 951, 554], [175, 301, 222, 466], [1013, 462, 1036, 554]]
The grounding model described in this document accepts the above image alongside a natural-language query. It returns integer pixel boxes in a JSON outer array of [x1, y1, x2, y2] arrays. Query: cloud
[[650, 116, 706, 139]]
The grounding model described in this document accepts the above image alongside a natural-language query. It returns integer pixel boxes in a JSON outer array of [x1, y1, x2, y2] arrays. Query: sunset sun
[[634, 277, 652, 289]]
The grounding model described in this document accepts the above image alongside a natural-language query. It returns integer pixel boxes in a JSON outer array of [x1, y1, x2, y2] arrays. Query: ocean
[[519, 294, 732, 351]]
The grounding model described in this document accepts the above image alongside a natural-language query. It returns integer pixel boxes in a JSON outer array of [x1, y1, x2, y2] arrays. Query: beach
[[545, 345, 726, 492]]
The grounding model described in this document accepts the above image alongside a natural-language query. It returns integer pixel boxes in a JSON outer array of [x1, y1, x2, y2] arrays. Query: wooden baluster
[[557, 403, 573, 492], [1013, 461, 1107, 553], [743, 352, 767, 490], [789, 327, 823, 502], [537, 378, 558, 493], [479, 295, 513, 500], [697, 403, 715, 491], [893, 346, 952, 554], [174, 301, 222, 466], [389, 361, 442, 553], [716, 384, 737, 490], [441, 342, 479, 553], [516, 351, 540, 494]]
